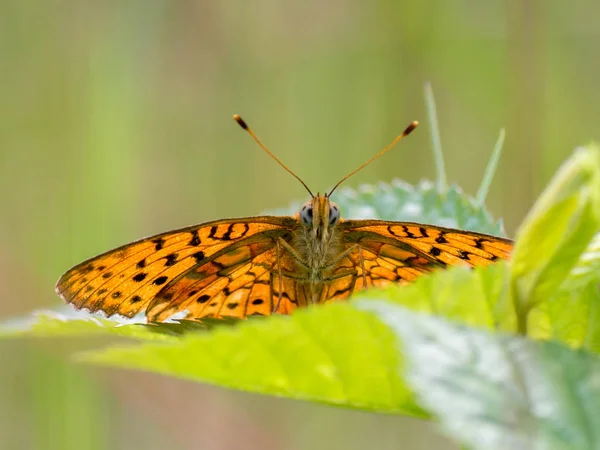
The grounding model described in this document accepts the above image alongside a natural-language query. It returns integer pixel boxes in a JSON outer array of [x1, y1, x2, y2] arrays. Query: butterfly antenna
[[327, 121, 419, 197], [234, 114, 314, 198]]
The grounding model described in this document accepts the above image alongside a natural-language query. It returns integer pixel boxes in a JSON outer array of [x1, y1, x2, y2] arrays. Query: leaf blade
[[360, 301, 600, 450]]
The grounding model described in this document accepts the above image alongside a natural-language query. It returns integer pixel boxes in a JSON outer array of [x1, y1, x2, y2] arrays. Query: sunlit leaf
[[511, 146, 600, 332], [360, 301, 600, 450]]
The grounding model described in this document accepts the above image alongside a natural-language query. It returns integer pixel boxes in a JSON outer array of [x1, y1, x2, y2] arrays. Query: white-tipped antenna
[[327, 121, 419, 197], [234, 114, 314, 198]]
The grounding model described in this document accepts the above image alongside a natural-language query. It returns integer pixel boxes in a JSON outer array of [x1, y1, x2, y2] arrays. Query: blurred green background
[[1, 1, 599, 449]]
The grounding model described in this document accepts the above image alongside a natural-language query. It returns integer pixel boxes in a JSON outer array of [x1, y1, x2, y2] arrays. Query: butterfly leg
[[322, 244, 368, 287], [274, 240, 284, 313], [271, 238, 311, 312], [276, 237, 309, 270]]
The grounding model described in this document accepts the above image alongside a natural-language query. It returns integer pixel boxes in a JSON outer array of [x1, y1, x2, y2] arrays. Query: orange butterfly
[[55, 116, 513, 322]]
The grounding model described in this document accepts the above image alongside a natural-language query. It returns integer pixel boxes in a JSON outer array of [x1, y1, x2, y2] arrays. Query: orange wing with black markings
[[56, 217, 513, 322], [341, 220, 512, 267], [55, 217, 301, 320], [310, 220, 513, 304]]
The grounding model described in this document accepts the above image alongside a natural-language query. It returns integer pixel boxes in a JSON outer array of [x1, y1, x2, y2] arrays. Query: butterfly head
[[299, 194, 340, 240]]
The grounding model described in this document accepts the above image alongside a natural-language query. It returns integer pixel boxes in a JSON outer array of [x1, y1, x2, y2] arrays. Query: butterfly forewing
[[340, 220, 513, 268]]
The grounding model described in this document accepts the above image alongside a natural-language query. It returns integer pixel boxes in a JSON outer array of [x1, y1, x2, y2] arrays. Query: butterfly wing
[[56, 217, 513, 321], [55, 217, 302, 321], [323, 220, 514, 296]]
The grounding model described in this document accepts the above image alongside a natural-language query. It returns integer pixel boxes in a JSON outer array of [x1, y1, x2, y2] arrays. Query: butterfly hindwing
[[146, 239, 304, 321]]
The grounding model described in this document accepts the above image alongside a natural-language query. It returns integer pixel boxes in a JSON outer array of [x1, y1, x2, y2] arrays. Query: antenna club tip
[[404, 121, 419, 135], [233, 114, 248, 130]]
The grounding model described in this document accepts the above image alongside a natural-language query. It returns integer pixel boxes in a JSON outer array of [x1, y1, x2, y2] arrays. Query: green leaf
[[533, 231, 600, 349], [563, 232, 600, 291], [267, 179, 506, 236], [527, 283, 600, 353], [79, 303, 425, 416], [357, 260, 600, 353], [355, 262, 515, 333], [511, 145, 600, 333], [360, 301, 600, 450]]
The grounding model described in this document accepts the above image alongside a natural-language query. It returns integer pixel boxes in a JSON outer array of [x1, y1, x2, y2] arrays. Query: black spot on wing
[[153, 276, 168, 285], [189, 230, 201, 246], [192, 251, 205, 264], [164, 253, 179, 267], [458, 250, 470, 260], [81, 264, 95, 274], [133, 273, 147, 282], [152, 238, 165, 251], [197, 295, 210, 304]]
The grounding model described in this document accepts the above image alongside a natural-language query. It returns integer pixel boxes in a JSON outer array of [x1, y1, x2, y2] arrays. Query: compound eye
[[329, 203, 340, 225], [300, 203, 313, 226]]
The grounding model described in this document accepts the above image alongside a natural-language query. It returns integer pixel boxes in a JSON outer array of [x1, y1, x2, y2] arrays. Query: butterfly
[[55, 116, 514, 322]]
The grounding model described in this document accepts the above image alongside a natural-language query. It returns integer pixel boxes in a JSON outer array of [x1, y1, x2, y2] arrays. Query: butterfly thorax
[[292, 195, 344, 282]]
